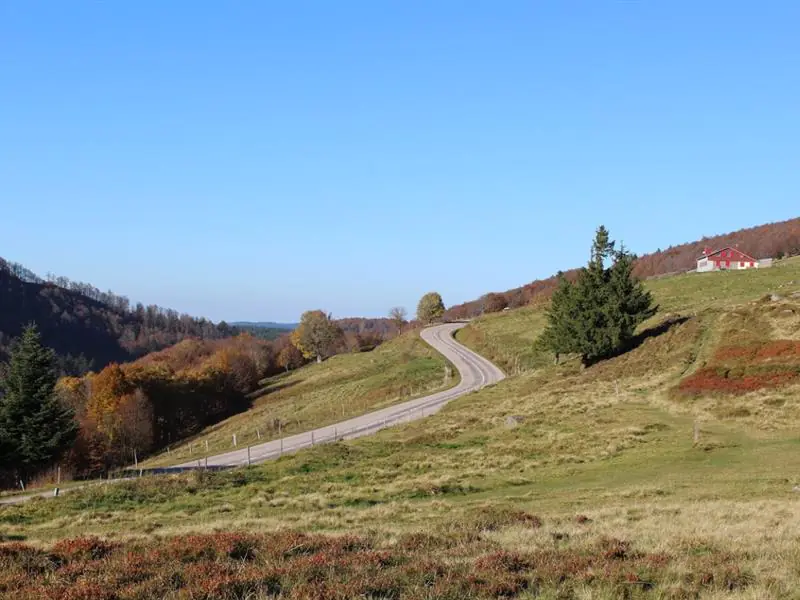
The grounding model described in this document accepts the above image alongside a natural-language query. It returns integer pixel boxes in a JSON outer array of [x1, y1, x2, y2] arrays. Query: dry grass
[[3, 259, 800, 597]]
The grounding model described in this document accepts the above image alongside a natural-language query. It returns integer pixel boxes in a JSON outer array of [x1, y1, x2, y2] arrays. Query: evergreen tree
[[0, 324, 77, 481], [539, 227, 657, 366], [607, 245, 657, 342], [537, 273, 578, 363]]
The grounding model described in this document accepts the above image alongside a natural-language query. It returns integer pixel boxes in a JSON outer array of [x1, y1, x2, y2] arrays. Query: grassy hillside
[[3, 260, 800, 598], [141, 331, 456, 467]]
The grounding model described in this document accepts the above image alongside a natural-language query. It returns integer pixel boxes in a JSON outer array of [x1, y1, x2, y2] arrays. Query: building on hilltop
[[696, 247, 770, 272]]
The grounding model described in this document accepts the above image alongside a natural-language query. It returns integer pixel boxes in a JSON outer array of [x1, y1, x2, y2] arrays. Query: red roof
[[700, 247, 757, 262]]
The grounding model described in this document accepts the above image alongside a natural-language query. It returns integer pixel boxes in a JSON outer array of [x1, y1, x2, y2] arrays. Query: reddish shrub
[[475, 551, 533, 574], [597, 537, 633, 560], [52, 537, 115, 562], [679, 367, 799, 395]]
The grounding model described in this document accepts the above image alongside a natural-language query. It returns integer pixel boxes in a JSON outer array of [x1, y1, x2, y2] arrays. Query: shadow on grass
[[587, 315, 692, 366], [247, 378, 301, 400]]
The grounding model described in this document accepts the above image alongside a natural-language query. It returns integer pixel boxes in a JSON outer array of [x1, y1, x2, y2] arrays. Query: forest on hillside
[[0, 258, 401, 375], [445, 216, 800, 319], [0, 258, 236, 374]]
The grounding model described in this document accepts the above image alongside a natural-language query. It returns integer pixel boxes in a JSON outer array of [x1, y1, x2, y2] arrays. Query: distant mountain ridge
[[231, 321, 298, 330]]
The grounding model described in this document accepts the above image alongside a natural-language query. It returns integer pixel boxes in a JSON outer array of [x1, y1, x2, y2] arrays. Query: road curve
[[171, 322, 506, 469]]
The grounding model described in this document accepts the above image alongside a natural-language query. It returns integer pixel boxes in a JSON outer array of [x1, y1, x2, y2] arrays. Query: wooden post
[[204, 457, 208, 469], [247, 446, 251, 466], [257, 429, 261, 440], [205, 440, 209, 453], [134, 448, 138, 469], [19, 479, 25, 492], [167, 446, 171, 456], [53, 487, 59, 497], [311, 431, 315, 446], [57, 466, 61, 486], [280, 437, 283, 456], [233, 434, 237, 447]]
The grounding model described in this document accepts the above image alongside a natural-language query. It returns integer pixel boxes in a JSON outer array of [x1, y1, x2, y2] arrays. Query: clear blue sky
[[2, 2, 798, 323]]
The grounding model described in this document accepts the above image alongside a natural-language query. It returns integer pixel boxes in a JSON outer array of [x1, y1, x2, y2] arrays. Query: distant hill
[[0, 258, 236, 374], [232, 322, 297, 341], [446, 216, 800, 319], [232, 321, 298, 329]]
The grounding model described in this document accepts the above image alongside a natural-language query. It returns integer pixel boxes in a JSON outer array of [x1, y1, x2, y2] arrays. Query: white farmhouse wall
[[696, 257, 714, 272]]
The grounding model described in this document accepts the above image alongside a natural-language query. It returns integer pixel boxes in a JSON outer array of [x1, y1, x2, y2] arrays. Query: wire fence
[[118, 375, 471, 478]]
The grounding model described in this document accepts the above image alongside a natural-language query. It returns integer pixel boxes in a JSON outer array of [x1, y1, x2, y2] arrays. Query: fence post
[[205, 440, 209, 453], [233, 434, 237, 447], [257, 429, 261, 440], [134, 448, 138, 469], [280, 437, 283, 456], [53, 487, 59, 497], [204, 457, 208, 469], [247, 446, 251, 466], [311, 431, 315, 446], [19, 479, 25, 492], [57, 466, 61, 486]]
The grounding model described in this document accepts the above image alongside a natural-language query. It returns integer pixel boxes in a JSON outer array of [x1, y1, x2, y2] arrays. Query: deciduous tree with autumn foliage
[[291, 310, 343, 363]]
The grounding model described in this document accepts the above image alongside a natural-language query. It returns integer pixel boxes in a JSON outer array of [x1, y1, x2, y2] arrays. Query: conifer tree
[[539, 227, 657, 366], [0, 324, 77, 481], [537, 273, 577, 363]]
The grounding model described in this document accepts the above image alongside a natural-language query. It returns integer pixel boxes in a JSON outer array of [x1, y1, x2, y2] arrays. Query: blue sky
[[2, 2, 798, 322]]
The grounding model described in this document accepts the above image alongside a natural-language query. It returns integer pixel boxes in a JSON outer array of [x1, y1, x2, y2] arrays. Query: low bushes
[[0, 530, 756, 599]]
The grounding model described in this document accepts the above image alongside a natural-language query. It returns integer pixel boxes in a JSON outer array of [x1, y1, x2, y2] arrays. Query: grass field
[[141, 331, 457, 467], [3, 259, 800, 598]]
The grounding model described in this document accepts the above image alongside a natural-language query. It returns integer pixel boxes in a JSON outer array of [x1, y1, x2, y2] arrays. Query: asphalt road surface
[[172, 322, 505, 469]]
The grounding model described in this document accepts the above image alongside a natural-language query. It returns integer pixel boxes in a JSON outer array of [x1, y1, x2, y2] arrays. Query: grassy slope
[[141, 331, 457, 467], [4, 258, 800, 598]]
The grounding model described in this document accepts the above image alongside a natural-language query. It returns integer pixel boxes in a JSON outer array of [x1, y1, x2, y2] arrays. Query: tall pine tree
[[539, 227, 657, 366], [0, 324, 77, 482], [537, 272, 578, 363]]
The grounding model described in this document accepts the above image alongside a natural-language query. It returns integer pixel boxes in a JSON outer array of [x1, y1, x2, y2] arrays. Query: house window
[[750, 262, 755, 267], [740, 262, 745, 267]]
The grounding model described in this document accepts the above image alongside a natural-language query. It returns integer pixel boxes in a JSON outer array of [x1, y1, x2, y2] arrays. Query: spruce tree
[[537, 272, 578, 363], [0, 324, 77, 481], [539, 227, 657, 366], [607, 245, 656, 342]]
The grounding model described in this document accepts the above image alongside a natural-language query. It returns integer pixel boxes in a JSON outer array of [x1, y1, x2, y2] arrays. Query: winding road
[[0, 323, 504, 504], [173, 322, 505, 469]]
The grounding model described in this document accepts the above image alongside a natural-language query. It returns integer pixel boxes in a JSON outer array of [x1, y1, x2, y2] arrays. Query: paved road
[[0, 323, 504, 504], [172, 322, 505, 469]]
